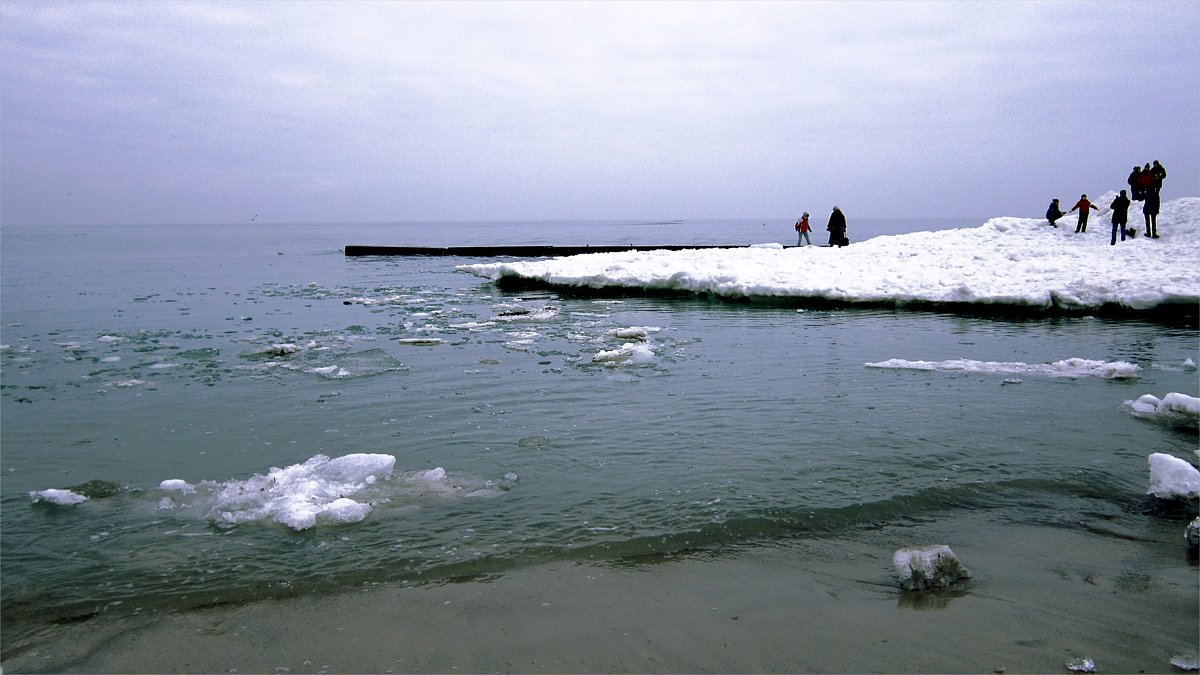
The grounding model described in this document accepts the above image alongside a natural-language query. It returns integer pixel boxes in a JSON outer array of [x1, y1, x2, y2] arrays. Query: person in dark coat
[[1069, 194, 1098, 233], [1143, 190, 1160, 238], [826, 206, 847, 247], [1046, 198, 1065, 227], [1151, 160, 1167, 193], [1127, 166, 1144, 201], [1110, 190, 1131, 245]]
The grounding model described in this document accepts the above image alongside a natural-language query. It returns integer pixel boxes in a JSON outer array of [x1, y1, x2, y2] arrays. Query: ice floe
[[864, 357, 1141, 379], [459, 194, 1200, 314]]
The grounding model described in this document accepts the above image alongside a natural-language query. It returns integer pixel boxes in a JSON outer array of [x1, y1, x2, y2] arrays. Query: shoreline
[[6, 516, 1196, 674]]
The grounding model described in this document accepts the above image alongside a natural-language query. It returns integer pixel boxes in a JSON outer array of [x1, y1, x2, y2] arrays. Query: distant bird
[[249, 214, 258, 222]]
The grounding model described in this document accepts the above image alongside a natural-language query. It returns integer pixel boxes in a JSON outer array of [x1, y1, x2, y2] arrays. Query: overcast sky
[[2, 0, 1197, 226]]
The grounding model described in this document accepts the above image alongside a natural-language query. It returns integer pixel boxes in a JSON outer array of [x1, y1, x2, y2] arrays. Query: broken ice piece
[[1067, 657, 1096, 673]]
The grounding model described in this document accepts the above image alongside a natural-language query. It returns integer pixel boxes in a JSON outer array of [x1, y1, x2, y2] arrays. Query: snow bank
[[459, 194, 1200, 314]]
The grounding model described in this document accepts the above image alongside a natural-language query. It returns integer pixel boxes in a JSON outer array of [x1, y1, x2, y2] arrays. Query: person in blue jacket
[[1045, 198, 1065, 227]]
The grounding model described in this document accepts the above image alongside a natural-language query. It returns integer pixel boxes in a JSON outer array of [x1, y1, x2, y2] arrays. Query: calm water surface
[[2, 221, 1196, 655]]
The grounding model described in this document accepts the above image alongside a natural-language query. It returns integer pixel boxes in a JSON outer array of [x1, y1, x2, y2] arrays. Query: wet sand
[[4, 517, 1196, 674]]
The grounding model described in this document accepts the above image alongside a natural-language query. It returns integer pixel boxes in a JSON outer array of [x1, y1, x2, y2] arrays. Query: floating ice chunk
[[266, 343, 304, 355], [317, 497, 372, 524], [609, 326, 661, 341], [1183, 357, 1197, 371], [114, 379, 147, 388], [592, 342, 655, 366], [893, 545, 970, 591], [497, 305, 559, 321], [396, 338, 443, 345], [97, 335, 121, 343], [866, 357, 1140, 379], [211, 453, 396, 530], [100, 356, 121, 363], [1147, 453, 1200, 499], [1066, 657, 1096, 673], [1126, 392, 1200, 430], [159, 479, 195, 493], [29, 489, 88, 505], [1185, 517, 1199, 548]]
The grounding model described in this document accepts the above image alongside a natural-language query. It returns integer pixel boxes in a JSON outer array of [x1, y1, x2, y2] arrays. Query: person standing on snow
[[1070, 194, 1098, 233], [826, 206, 847, 247], [1151, 160, 1167, 194], [1110, 190, 1131, 245], [794, 212, 813, 247], [1136, 163, 1156, 199], [1143, 190, 1161, 238], [1127, 166, 1144, 201]]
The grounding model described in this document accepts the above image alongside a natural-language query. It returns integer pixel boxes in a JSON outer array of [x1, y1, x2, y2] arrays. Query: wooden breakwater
[[343, 244, 768, 257]]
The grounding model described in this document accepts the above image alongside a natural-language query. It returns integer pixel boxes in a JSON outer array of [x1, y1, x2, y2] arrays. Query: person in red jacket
[[1136, 163, 1156, 197], [794, 212, 812, 247], [1070, 194, 1098, 233]]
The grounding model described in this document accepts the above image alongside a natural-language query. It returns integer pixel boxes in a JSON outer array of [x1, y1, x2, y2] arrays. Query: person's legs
[[1111, 223, 1118, 245]]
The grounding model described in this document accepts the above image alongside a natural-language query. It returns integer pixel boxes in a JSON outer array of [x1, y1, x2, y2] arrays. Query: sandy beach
[[6, 512, 1195, 674]]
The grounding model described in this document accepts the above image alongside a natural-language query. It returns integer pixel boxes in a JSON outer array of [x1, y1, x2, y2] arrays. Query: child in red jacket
[[1070, 194, 1098, 233]]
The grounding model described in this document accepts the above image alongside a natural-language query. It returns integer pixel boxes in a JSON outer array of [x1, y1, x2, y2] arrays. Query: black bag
[[841, 235, 850, 246]]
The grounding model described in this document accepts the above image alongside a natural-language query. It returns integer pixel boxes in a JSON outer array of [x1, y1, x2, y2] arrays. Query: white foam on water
[[114, 379, 147, 388]]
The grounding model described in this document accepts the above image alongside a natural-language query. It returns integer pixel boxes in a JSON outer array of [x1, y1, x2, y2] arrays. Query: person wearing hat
[[1110, 190, 1131, 245], [826, 206, 847, 247], [1070, 194, 1099, 233], [794, 212, 812, 247], [1046, 198, 1065, 227]]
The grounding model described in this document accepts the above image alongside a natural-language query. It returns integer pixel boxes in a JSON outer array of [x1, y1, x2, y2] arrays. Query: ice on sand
[[892, 544, 970, 591]]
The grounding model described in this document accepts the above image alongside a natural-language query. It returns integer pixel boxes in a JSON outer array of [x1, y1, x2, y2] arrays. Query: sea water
[[1, 219, 1197, 656]]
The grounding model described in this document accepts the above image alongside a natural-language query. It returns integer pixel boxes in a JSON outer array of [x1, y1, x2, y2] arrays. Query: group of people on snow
[[1044, 160, 1167, 244], [793, 207, 848, 247]]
